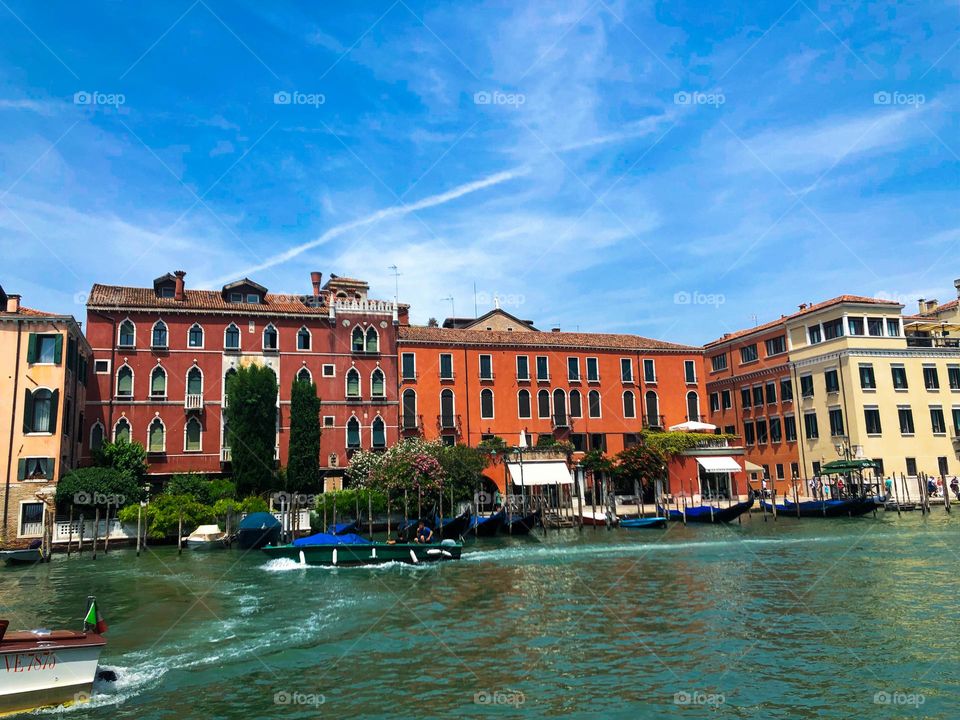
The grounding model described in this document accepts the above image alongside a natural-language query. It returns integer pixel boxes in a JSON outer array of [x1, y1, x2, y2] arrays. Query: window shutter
[[26, 333, 37, 363], [41, 458, 53, 478], [54, 334, 64, 364], [48, 389, 60, 433], [23, 389, 33, 433], [17, 458, 26, 480]]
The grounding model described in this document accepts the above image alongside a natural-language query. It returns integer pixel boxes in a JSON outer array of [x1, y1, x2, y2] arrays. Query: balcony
[[552, 413, 570, 429], [643, 415, 665, 430], [402, 414, 423, 433], [437, 414, 462, 434], [185, 394, 204, 411], [220, 447, 232, 462]]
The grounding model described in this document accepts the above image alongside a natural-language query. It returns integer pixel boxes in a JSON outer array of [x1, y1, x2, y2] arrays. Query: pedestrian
[[808, 478, 816, 499], [950, 477, 960, 502], [837, 478, 844, 499], [761, 477, 768, 499], [884, 477, 893, 499]]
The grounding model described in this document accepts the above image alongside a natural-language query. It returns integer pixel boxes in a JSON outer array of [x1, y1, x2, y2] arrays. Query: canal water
[[4, 509, 959, 719]]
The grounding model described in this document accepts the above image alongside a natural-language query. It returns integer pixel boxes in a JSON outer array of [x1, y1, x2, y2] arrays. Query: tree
[[55, 467, 144, 509], [614, 443, 666, 496], [95, 439, 148, 484], [287, 378, 321, 492], [438, 444, 490, 503], [118, 494, 213, 539], [225, 363, 279, 496], [164, 473, 235, 505]]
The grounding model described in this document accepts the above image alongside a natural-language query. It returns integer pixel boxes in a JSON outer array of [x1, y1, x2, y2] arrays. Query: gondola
[[661, 491, 754, 524], [433, 510, 473, 540], [619, 516, 667, 529], [501, 509, 541, 535], [761, 496, 881, 518], [327, 519, 362, 535], [470, 510, 506, 537]]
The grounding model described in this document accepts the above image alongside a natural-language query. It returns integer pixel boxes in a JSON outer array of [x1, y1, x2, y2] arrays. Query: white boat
[[579, 509, 616, 526], [182, 524, 228, 550], [0, 599, 107, 715]]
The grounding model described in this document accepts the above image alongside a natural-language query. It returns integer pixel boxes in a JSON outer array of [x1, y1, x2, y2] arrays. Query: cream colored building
[[786, 291, 960, 482], [0, 286, 91, 548]]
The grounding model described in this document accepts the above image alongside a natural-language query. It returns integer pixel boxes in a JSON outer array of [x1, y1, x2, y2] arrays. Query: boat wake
[[260, 558, 439, 573]]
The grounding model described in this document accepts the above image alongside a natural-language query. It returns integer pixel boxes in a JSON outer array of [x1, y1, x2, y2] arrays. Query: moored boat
[[662, 492, 754, 524], [262, 532, 462, 566], [433, 510, 472, 540], [470, 510, 505, 537], [501, 509, 541, 535], [761, 496, 881, 518], [182, 524, 228, 550], [326, 519, 361, 535], [0, 546, 45, 566], [237, 512, 282, 550], [619, 516, 667, 529], [578, 509, 614, 527]]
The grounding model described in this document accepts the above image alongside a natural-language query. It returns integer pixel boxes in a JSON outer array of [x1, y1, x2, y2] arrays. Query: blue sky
[[0, 1, 956, 344]]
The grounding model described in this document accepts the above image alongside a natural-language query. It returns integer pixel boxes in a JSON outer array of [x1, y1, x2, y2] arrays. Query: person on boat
[[950, 477, 960, 501], [414, 520, 433, 544], [927, 477, 938, 497], [836, 478, 844, 498]]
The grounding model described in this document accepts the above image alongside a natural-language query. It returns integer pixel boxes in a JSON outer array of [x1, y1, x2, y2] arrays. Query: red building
[[82, 271, 406, 482]]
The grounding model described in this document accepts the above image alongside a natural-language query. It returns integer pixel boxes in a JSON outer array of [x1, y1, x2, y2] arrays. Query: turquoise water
[[4, 509, 959, 719]]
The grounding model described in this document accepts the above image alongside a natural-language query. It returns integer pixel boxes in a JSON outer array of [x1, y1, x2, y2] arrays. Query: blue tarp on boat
[[238, 512, 281, 531], [292, 532, 372, 547], [326, 520, 361, 535]]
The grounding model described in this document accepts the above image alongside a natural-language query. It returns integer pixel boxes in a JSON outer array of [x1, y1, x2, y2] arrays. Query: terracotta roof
[[916, 299, 959, 316], [324, 275, 368, 286], [399, 325, 700, 352], [704, 295, 902, 349], [88, 283, 333, 315], [0, 305, 59, 318]]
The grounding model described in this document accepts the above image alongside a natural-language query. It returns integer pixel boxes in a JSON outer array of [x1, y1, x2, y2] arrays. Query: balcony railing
[[437, 414, 462, 433], [552, 413, 570, 429], [185, 393, 204, 411], [221, 447, 232, 462], [643, 415, 665, 430], [439, 372, 456, 381], [402, 414, 423, 432], [479, 372, 495, 382]]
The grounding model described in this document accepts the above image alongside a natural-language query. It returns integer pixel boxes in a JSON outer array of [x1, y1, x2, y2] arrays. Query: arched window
[[569, 389, 582, 418], [150, 366, 167, 397], [296, 367, 312, 384], [346, 368, 361, 397], [402, 389, 417, 430], [118, 319, 135, 347], [90, 421, 104, 451], [372, 416, 386, 448], [440, 389, 455, 428], [184, 417, 202, 452], [224, 323, 240, 350], [148, 418, 165, 452], [645, 391, 660, 428], [262, 324, 278, 351], [297, 326, 311, 351], [24, 388, 56, 433], [116, 365, 133, 397], [623, 390, 636, 419], [365, 326, 379, 353], [371, 368, 385, 397], [553, 389, 567, 426], [346, 416, 361, 449], [187, 366, 203, 396], [351, 326, 364, 352], [114, 417, 131, 443], [537, 389, 551, 419], [686, 391, 700, 421], [518, 389, 531, 419], [188, 323, 204, 348], [480, 388, 494, 419], [588, 390, 601, 418], [151, 320, 168, 348]]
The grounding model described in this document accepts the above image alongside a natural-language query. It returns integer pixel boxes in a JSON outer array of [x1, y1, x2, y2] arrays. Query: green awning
[[820, 459, 878, 475]]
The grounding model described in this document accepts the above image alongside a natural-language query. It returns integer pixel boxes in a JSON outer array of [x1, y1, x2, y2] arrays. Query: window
[[800, 375, 815, 398], [322, 364, 335, 377], [297, 327, 311, 350], [19, 502, 44, 536], [567, 357, 580, 382], [347, 417, 361, 449], [262, 324, 278, 351], [370, 368, 385, 397], [780, 378, 793, 402], [892, 365, 908, 390], [365, 327, 379, 353], [804, 412, 819, 439], [151, 321, 168, 348], [711, 354, 728, 372], [186, 367, 203, 396], [949, 366, 960, 390], [953, 407, 960, 435], [812, 461, 821, 476], [938, 456, 949, 476], [848, 317, 864, 336], [808, 325, 822, 344], [401, 353, 416, 380], [90, 422, 104, 451], [23, 388, 57, 433], [553, 389, 568, 426], [769, 417, 782, 442], [516, 355, 530, 381], [906, 457, 917, 476], [346, 368, 361, 398], [479, 354, 493, 380], [776, 464, 784, 480], [297, 367, 312, 384], [643, 359, 656, 383], [791, 462, 800, 479], [402, 390, 417, 430], [589, 434, 606, 452], [571, 434, 587, 452], [623, 391, 636, 419], [867, 317, 884, 336], [930, 406, 946, 434], [439, 354, 454, 380], [887, 318, 900, 337], [351, 327, 364, 352], [722, 390, 731, 409], [569, 389, 582, 418], [741, 388, 752, 408], [538, 389, 551, 419], [185, 417, 202, 452], [28, 334, 62, 364], [784, 415, 797, 442], [828, 408, 844, 437], [740, 344, 758, 363], [825, 369, 839, 393], [94, 359, 110, 374], [372, 417, 386, 448], [150, 366, 167, 397], [440, 389, 455, 428], [752, 386, 764, 406], [898, 406, 915, 435], [765, 335, 786, 356], [686, 391, 700, 421], [148, 418, 165, 453], [536, 356, 549, 381], [114, 418, 131, 443], [756, 418, 768, 444], [588, 390, 601, 418], [188, 323, 204, 348], [864, 407, 882, 435], [518, 389, 531, 419], [684, 360, 696, 383], [118, 320, 135, 347], [743, 421, 755, 444], [822, 318, 844, 340], [644, 391, 660, 427], [859, 364, 876, 390], [246, 293, 259, 304], [765, 382, 776, 404], [621, 358, 634, 382], [923, 366, 940, 390], [586, 357, 599, 382], [224, 323, 240, 350], [710, 393, 720, 412], [229, 292, 242, 303], [480, 389, 494, 419], [117, 365, 133, 397]]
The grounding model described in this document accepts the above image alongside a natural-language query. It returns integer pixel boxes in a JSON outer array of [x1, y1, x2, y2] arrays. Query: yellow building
[[0, 286, 91, 548], [786, 291, 960, 483]]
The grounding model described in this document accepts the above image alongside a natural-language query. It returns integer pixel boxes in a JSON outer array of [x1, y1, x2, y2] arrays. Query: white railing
[[333, 298, 395, 314], [185, 393, 204, 410], [20, 522, 43, 538], [221, 447, 232, 462], [52, 519, 135, 544]]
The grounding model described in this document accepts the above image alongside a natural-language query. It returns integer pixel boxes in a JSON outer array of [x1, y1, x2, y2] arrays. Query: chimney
[[173, 270, 186, 301], [798, 303, 807, 311], [954, 278, 960, 299], [310, 271, 323, 300], [551, 326, 561, 333], [6, 294, 20, 313]]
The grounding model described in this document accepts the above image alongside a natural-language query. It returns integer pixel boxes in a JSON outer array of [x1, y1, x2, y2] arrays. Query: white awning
[[506, 461, 573, 486], [695, 456, 742, 473]]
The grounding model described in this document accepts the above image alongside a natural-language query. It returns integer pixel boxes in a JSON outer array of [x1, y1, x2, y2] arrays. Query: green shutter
[[22, 389, 33, 433], [48, 389, 59, 434], [26, 334, 37, 363], [53, 334, 64, 364], [17, 458, 26, 480]]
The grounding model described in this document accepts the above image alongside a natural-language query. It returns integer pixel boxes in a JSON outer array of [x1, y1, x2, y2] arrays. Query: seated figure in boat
[[414, 520, 433, 544]]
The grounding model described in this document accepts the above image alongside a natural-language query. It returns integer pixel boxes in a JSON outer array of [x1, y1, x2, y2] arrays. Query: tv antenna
[[388, 265, 402, 304]]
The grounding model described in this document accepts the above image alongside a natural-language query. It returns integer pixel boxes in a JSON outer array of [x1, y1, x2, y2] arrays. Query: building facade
[[1, 287, 91, 547]]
